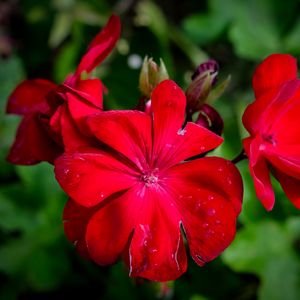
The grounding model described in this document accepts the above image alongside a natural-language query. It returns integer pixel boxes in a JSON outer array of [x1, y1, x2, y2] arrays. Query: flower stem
[[232, 150, 247, 164]]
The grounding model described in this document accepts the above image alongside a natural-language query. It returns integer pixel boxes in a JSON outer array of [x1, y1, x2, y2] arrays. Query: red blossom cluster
[[6, 15, 300, 282], [243, 54, 300, 210]]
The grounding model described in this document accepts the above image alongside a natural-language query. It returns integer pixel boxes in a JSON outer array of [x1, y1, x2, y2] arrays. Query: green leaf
[[259, 256, 300, 300], [228, 0, 281, 60], [284, 18, 300, 54], [49, 12, 73, 48], [135, 1, 169, 47], [182, 14, 228, 45], [207, 75, 231, 103], [223, 219, 300, 300]]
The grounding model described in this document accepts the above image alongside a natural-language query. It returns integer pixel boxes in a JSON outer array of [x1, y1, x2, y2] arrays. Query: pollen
[[141, 172, 159, 187]]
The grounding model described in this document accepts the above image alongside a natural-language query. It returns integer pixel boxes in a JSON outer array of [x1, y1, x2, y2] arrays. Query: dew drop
[[100, 193, 105, 199], [205, 229, 215, 237], [208, 195, 215, 201], [195, 202, 202, 210], [200, 146, 205, 151], [215, 220, 221, 225], [207, 208, 216, 216], [177, 128, 186, 136], [64, 169, 69, 175], [218, 167, 223, 172], [227, 177, 232, 185], [202, 223, 209, 228], [150, 248, 158, 253]]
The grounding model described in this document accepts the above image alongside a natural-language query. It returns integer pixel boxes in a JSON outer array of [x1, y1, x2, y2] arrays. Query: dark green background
[[1, 0, 300, 299]]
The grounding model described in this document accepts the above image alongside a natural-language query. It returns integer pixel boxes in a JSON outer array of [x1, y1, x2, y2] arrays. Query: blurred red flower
[[6, 15, 120, 164], [55, 80, 243, 282], [243, 54, 300, 210]]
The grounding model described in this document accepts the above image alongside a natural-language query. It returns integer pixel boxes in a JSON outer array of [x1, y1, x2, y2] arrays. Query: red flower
[[55, 80, 243, 282], [6, 15, 121, 164], [243, 54, 300, 210]]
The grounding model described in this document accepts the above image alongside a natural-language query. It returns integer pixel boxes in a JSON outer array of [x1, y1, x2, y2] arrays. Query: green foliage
[[223, 219, 300, 300]]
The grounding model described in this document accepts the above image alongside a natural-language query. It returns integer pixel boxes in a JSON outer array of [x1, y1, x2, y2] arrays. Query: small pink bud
[[196, 104, 224, 136], [186, 59, 219, 117]]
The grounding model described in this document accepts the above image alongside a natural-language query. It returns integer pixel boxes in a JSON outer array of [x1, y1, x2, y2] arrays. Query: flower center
[[262, 133, 276, 146], [141, 169, 159, 187]]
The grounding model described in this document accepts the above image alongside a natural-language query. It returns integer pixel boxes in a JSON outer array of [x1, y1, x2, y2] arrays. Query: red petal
[[129, 188, 187, 281], [167, 157, 243, 215], [63, 78, 104, 109], [253, 54, 297, 98], [66, 91, 102, 135], [274, 169, 300, 209], [63, 199, 97, 259], [243, 136, 275, 210], [262, 80, 300, 128], [242, 88, 279, 135], [249, 155, 274, 211], [86, 181, 188, 281], [165, 158, 242, 265], [151, 80, 186, 156], [59, 104, 95, 152], [75, 15, 121, 77], [7, 113, 62, 165], [7, 79, 57, 115], [269, 83, 300, 144], [155, 121, 223, 169], [87, 111, 152, 171], [85, 187, 139, 265], [54, 148, 137, 207], [263, 144, 300, 180]]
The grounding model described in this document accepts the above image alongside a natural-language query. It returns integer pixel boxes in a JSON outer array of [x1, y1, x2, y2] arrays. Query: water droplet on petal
[[218, 167, 223, 172], [205, 229, 215, 237], [207, 208, 216, 216], [100, 193, 105, 199], [200, 146, 205, 151], [64, 169, 69, 175], [202, 223, 209, 228], [215, 219, 221, 225], [227, 177, 232, 185], [150, 248, 158, 253], [177, 128, 186, 136], [195, 202, 202, 210], [208, 195, 215, 201]]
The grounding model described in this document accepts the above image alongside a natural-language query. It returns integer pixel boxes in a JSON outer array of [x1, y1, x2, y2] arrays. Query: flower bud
[[139, 56, 169, 98], [195, 103, 224, 136], [186, 60, 219, 116]]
